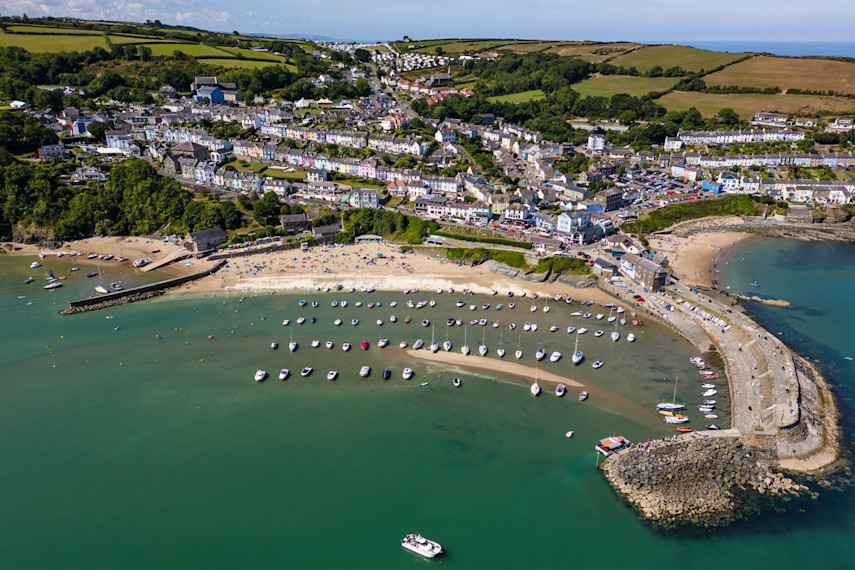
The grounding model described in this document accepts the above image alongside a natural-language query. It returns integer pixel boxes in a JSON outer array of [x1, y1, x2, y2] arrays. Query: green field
[[487, 89, 545, 103], [199, 58, 282, 69], [7, 25, 102, 35], [608, 45, 751, 73], [218, 46, 290, 61], [703, 55, 855, 95], [147, 43, 233, 58], [571, 75, 677, 97], [108, 35, 175, 44], [658, 90, 855, 118], [0, 31, 108, 52]]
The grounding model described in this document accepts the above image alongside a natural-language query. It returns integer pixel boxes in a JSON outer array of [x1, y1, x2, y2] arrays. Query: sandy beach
[[179, 243, 617, 304], [648, 231, 755, 289]]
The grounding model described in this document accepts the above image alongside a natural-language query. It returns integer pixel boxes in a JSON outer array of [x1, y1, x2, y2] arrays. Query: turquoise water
[[1, 245, 853, 568]]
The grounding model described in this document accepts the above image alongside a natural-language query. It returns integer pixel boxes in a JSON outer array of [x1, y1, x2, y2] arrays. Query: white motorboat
[[311, 340, 320, 348], [327, 370, 338, 381], [594, 330, 604, 337], [254, 370, 267, 382], [30, 261, 41, 269], [401, 534, 442, 559], [627, 333, 636, 342], [377, 319, 383, 326], [270, 341, 279, 350], [301, 367, 312, 377], [665, 415, 689, 424], [356, 301, 363, 307], [297, 317, 306, 325], [390, 315, 398, 322], [360, 366, 370, 378], [342, 343, 351, 351], [413, 339, 424, 350], [570, 311, 582, 317], [378, 337, 389, 348], [701, 383, 716, 389], [523, 322, 531, 331], [703, 389, 718, 397], [535, 348, 545, 361], [549, 326, 559, 333], [456, 300, 465, 307], [282, 318, 290, 326], [326, 340, 334, 349], [578, 327, 588, 334], [279, 369, 289, 380], [334, 319, 342, 326], [579, 391, 588, 401], [592, 360, 604, 369], [549, 351, 561, 363], [556, 384, 566, 397], [595, 313, 604, 320], [402, 368, 413, 380], [453, 378, 461, 388]]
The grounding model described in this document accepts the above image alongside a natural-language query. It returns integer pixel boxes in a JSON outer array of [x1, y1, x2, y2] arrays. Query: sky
[[3, 0, 854, 43]]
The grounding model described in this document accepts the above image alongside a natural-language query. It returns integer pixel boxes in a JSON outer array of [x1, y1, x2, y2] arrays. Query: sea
[[1, 240, 854, 569], [676, 41, 855, 59]]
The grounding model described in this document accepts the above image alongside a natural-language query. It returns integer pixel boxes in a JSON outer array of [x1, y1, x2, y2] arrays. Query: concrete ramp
[[139, 249, 193, 272]]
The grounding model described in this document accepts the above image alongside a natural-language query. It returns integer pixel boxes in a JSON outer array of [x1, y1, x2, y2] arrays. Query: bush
[[535, 256, 591, 275], [341, 208, 438, 244], [433, 231, 533, 249], [622, 195, 758, 234], [442, 247, 530, 269]]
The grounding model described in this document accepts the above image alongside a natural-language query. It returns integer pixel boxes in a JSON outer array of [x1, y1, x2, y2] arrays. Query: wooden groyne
[[59, 261, 225, 314]]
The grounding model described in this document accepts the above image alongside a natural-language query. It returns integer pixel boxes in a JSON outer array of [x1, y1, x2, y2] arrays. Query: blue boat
[[382, 369, 391, 380]]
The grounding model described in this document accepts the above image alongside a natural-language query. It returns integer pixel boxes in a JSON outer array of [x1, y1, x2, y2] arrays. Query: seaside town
[[2, 15, 854, 557]]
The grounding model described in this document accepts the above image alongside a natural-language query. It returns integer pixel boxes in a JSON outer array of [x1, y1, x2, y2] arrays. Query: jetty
[[60, 261, 225, 314]]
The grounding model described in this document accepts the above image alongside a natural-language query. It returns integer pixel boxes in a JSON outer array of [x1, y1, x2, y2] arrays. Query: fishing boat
[[301, 367, 312, 377], [378, 337, 389, 348], [355, 301, 363, 307], [327, 370, 338, 381], [595, 435, 630, 457], [572, 333, 583, 365], [342, 343, 351, 352], [706, 424, 720, 430], [565, 430, 574, 438], [456, 300, 465, 307], [401, 534, 442, 559], [703, 389, 718, 397], [555, 383, 566, 397], [453, 378, 461, 388], [279, 369, 289, 380], [360, 341, 369, 350], [402, 368, 413, 380], [382, 369, 391, 380], [413, 339, 424, 350], [579, 391, 589, 401], [596, 313, 604, 320], [254, 370, 267, 382], [359, 366, 370, 378], [331, 300, 338, 307], [657, 376, 685, 411], [592, 360, 604, 369]]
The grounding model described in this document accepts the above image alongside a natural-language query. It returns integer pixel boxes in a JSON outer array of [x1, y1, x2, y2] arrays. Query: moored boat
[[579, 391, 588, 401], [402, 368, 413, 380], [359, 366, 370, 378], [555, 383, 566, 397], [254, 370, 267, 382], [401, 534, 442, 559], [301, 367, 312, 377], [279, 369, 289, 380]]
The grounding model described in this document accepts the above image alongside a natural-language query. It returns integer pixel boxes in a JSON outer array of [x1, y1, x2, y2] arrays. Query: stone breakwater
[[601, 438, 809, 529], [59, 290, 165, 314]]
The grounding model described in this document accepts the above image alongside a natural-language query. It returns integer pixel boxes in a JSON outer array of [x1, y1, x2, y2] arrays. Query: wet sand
[[648, 231, 755, 289]]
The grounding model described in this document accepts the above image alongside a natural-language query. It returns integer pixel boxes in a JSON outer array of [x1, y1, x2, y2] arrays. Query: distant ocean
[[676, 41, 855, 59]]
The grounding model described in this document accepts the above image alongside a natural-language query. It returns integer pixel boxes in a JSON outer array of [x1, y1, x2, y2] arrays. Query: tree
[[86, 121, 110, 142], [138, 45, 152, 62], [354, 48, 370, 62], [717, 108, 740, 128], [435, 47, 444, 56]]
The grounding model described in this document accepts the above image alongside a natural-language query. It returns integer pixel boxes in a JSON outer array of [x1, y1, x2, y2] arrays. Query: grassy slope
[[487, 89, 545, 103], [0, 31, 107, 52], [571, 75, 677, 97], [146, 43, 232, 57], [703, 55, 855, 95], [548, 42, 644, 62], [608, 45, 751, 72], [658, 90, 855, 118]]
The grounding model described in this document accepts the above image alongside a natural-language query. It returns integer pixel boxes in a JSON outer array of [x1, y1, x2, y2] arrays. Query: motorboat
[[536, 348, 545, 361], [355, 301, 363, 308], [389, 301, 396, 307], [664, 415, 689, 424], [402, 368, 413, 380], [133, 258, 150, 268], [490, 289, 498, 296], [469, 304, 476, 311], [508, 302, 515, 309], [549, 326, 559, 333], [282, 318, 290, 326], [299, 299, 307, 307], [429, 299, 436, 307], [497, 304, 504, 310], [549, 351, 561, 363], [579, 391, 589, 401], [456, 300, 465, 307], [30, 261, 41, 269], [565, 430, 574, 438], [351, 319, 359, 326], [301, 367, 312, 377], [360, 366, 370, 378], [297, 317, 306, 325], [523, 322, 531, 331], [390, 315, 397, 322], [382, 369, 391, 380], [378, 337, 389, 348], [279, 369, 289, 380], [556, 384, 566, 397], [270, 341, 279, 350], [311, 340, 320, 348], [413, 339, 424, 350], [595, 313, 604, 320], [400, 341, 408, 348], [453, 378, 461, 388], [254, 370, 267, 382], [401, 534, 442, 559], [701, 383, 716, 389], [571, 311, 582, 317], [703, 389, 718, 397], [326, 341, 334, 349], [45, 282, 63, 290], [334, 319, 342, 326], [377, 319, 384, 326], [430, 341, 439, 353], [25, 276, 34, 284], [627, 333, 636, 342], [594, 330, 604, 337], [327, 370, 338, 381], [592, 360, 604, 369], [360, 341, 369, 350], [342, 343, 351, 351], [331, 301, 338, 307]]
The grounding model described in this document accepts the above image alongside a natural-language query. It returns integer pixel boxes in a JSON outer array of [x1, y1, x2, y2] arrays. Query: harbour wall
[[60, 261, 225, 314]]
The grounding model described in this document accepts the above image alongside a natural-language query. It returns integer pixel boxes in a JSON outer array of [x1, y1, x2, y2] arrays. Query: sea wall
[[601, 438, 808, 529]]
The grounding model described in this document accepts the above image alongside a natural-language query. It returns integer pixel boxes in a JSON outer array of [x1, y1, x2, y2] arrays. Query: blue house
[[195, 86, 224, 104]]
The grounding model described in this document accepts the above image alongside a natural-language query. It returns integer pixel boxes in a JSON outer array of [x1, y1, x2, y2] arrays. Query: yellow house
[[489, 193, 509, 217]]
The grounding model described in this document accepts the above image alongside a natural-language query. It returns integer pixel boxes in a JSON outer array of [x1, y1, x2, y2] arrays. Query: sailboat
[[656, 376, 685, 411], [94, 265, 108, 295], [443, 323, 452, 351], [530, 367, 541, 396], [535, 334, 545, 361], [430, 325, 439, 353], [543, 298, 550, 313], [611, 311, 620, 342], [461, 326, 470, 355], [497, 332, 506, 358], [478, 327, 487, 356], [515, 335, 523, 359], [289, 327, 298, 352], [571, 332, 583, 364]]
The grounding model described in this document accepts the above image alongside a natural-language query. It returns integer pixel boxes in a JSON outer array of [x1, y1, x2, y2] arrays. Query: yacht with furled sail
[[461, 326, 470, 355], [430, 325, 438, 353], [515, 335, 523, 359], [530, 367, 541, 396], [478, 327, 487, 356], [497, 332, 506, 358], [571, 333, 583, 365], [443, 323, 452, 351], [289, 328, 297, 352], [656, 376, 685, 411]]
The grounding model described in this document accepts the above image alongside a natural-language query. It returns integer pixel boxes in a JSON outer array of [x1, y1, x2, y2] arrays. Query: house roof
[[188, 227, 226, 241]]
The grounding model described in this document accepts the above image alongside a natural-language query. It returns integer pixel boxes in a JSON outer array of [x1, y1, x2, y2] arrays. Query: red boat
[[404, 316, 412, 323], [360, 341, 369, 350], [676, 427, 693, 433]]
